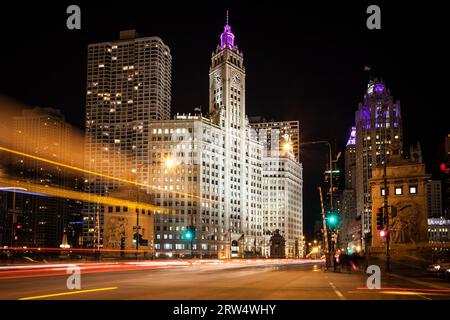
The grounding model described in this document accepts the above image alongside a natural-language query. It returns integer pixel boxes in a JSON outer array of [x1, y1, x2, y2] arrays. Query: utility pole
[[300, 141, 336, 269], [318, 186, 331, 270], [382, 107, 391, 272]]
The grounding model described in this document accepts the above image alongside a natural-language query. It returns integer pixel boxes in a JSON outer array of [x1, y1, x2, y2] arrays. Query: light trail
[[19, 287, 118, 300], [356, 287, 450, 293], [0, 176, 167, 213], [0, 246, 152, 254], [0, 259, 319, 280], [0, 145, 204, 201]]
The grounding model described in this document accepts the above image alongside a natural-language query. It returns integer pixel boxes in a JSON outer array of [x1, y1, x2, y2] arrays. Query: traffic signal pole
[[383, 159, 391, 272], [318, 186, 331, 270], [382, 106, 391, 272]]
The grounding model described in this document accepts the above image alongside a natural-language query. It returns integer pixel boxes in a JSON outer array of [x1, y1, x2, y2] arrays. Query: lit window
[[381, 188, 388, 196], [395, 187, 403, 195], [409, 186, 417, 194], [98, 64, 104, 68]]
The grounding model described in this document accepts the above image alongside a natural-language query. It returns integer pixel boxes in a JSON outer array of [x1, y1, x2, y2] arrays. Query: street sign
[[133, 226, 142, 230]]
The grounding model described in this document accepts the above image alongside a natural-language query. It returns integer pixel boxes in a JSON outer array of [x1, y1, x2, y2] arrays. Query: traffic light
[[133, 233, 142, 244], [326, 214, 338, 228], [376, 207, 384, 230], [184, 225, 196, 240], [184, 230, 193, 240], [380, 230, 387, 237]]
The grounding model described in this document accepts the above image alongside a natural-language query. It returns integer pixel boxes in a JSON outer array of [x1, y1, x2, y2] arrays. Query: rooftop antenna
[[226, 10, 229, 24]]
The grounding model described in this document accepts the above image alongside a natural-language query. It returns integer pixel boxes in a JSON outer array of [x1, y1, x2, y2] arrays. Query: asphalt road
[[1, 260, 450, 300]]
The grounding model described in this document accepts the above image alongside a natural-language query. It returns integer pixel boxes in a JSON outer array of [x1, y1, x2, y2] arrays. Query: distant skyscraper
[[83, 30, 172, 246], [426, 180, 443, 218], [345, 127, 356, 190], [340, 127, 359, 251], [6, 107, 79, 247], [355, 79, 403, 242]]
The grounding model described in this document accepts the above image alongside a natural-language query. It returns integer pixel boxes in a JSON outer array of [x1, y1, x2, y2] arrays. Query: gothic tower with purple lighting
[[354, 79, 403, 244], [209, 11, 245, 128]]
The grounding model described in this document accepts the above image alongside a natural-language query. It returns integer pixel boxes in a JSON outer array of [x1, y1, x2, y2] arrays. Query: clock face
[[215, 73, 221, 84], [231, 73, 241, 84]]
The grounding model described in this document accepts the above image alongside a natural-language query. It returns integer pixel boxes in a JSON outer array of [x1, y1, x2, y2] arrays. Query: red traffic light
[[16, 224, 22, 230]]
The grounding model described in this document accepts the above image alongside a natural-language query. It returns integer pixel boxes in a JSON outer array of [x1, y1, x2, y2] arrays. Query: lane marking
[[388, 273, 450, 290], [19, 287, 118, 300], [356, 287, 450, 293], [329, 282, 346, 300]]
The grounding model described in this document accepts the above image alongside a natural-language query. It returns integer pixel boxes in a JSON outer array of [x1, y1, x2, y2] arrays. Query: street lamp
[[282, 141, 293, 153], [164, 156, 176, 170]]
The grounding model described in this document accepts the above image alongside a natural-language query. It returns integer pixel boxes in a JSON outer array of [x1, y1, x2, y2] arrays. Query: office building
[[83, 30, 172, 246]]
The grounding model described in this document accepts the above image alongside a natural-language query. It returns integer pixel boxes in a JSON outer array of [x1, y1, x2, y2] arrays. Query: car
[[445, 267, 450, 281], [427, 262, 450, 277]]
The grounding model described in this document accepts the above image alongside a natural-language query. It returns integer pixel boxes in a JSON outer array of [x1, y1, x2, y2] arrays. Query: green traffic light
[[327, 214, 338, 225], [185, 231, 192, 239]]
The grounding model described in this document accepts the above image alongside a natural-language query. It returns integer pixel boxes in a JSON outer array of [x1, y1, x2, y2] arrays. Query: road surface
[[0, 259, 449, 300]]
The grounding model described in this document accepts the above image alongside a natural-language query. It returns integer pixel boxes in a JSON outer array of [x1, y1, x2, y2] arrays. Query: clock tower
[[209, 13, 245, 129]]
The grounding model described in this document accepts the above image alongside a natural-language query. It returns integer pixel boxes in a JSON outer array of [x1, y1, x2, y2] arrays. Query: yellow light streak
[[0, 176, 168, 213], [0, 146, 203, 201], [19, 287, 118, 300]]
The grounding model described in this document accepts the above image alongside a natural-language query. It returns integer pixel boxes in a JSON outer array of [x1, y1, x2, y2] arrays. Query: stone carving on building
[[390, 201, 420, 244], [104, 216, 127, 249]]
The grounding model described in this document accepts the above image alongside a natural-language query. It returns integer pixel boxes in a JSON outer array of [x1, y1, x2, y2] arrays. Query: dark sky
[[0, 1, 449, 239]]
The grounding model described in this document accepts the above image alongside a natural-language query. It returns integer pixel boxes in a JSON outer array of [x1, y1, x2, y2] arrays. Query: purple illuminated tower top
[[220, 10, 235, 49]]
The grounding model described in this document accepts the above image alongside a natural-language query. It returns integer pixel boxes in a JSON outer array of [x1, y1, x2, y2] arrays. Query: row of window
[[380, 185, 417, 196]]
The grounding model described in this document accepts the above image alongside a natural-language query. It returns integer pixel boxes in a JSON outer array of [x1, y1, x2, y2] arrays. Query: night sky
[[0, 1, 449, 239]]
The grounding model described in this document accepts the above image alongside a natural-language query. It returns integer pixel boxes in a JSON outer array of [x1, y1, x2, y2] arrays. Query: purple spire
[[220, 10, 235, 49]]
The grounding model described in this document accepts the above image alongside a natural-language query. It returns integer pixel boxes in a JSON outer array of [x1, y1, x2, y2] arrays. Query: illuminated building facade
[[249, 119, 300, 161], [250, 120, 304, 257], [354, 79, 403, 245], [147, 17, 302, 258], [148, 113, 263, 258], [147, 19, 264, 258], [83, 30, 172, 246], [261, 151, 303, 258]]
